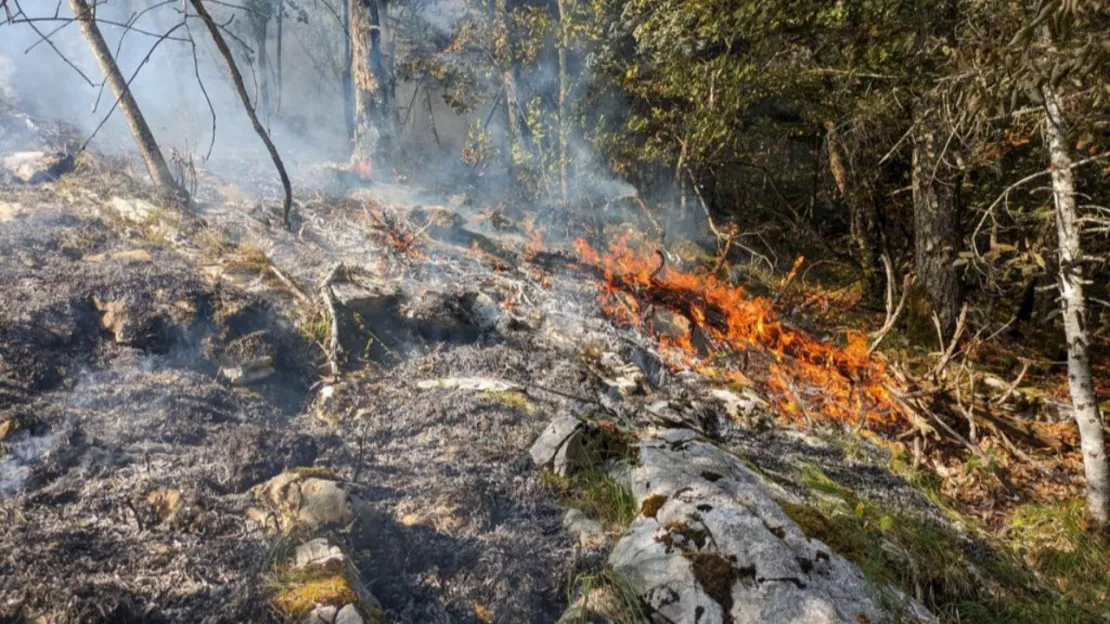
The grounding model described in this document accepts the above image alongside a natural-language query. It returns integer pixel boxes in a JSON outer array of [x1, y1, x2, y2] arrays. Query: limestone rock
[[305, 604, 365, 624], [109, 196, 159, 223], [2, 151, 73, 183], [562, 508, 605, 549], [249, 471, 354, 533], [608, 430, 935, 624], [294, 538, 347, 572], [530, 415, 589, 476]]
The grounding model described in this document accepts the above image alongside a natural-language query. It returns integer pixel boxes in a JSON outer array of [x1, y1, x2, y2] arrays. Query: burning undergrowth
[[573, 236, 898, 429]]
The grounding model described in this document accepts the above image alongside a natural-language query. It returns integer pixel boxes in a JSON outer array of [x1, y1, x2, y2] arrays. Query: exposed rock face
[[609, 429, 935, 624]]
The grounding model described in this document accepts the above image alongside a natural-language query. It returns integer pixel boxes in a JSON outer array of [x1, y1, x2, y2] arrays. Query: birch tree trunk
[[911, 107, 961, 336], [69, 0, 184, 202], [1042, 80, 1110, 527]]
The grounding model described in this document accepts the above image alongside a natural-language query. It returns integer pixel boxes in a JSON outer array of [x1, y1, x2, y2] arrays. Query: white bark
[[1043, 80, 1110, 526]]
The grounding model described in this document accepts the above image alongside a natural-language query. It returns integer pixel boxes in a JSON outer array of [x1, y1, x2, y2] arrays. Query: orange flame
[[574, 236, 898, 427]]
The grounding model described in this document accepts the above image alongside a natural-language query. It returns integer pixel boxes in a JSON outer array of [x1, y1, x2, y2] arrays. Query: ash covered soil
[[0, 151, 939, 624]]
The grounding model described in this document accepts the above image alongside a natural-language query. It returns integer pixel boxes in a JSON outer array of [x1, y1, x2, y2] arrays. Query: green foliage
[[785, 465, 1104, 624]]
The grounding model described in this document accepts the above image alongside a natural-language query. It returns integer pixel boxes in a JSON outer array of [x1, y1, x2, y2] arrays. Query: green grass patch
[[480, 389, 536, 414], [1006, 499, 1110, 610], [563, 569, 651, 624], [541, 466, 637, 530], [783, 464, 1102, 624]]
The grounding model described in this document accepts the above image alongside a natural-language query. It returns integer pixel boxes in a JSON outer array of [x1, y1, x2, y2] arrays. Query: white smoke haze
[[0, 0, 709, 245]]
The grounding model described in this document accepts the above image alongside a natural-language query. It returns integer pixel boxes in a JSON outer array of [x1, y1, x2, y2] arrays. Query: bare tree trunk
[[342, 0, 354, 140], [247, 0, 272, 120], [349, 0, 394, 168], [826, 120, 881, 298], [69, 0, 184, 202], [1043, 80, 1110, 527], [190, 0, 293, 228], [555, 0, 569, 207], [274, 0, 283, 115], [912, 107, 961, 336], [495, 0, 521, 176]]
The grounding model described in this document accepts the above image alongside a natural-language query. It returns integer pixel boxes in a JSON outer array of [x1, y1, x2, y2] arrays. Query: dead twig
[[268, 264, 312, 306], [868, 255, 913, 355], [931, 303, 969, 380], [994, 360, 1030, 406], [319, 263, 345, 379]]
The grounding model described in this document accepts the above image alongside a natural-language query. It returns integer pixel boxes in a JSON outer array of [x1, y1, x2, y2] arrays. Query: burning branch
[[364, 204, 428, 259], [574, 237, 900, 428]]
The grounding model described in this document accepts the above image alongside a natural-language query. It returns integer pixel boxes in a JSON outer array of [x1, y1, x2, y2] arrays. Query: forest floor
[[1, 118, 1109, 623]]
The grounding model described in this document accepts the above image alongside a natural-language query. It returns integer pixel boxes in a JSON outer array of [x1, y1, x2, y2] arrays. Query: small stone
[[293, 538, 346, 572], [109, 196, 159, 223], [335, 604, 365, 624], [562, 509, 605, 548], [529, 415, 583, 470], [462, 292, 500, 332], [552, 429, 590, 477], [331, 280, 400, 315]]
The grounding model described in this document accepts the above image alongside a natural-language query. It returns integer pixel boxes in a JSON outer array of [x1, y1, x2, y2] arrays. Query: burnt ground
[[0, 145, 944, 623], [0, 167, 602, 623]]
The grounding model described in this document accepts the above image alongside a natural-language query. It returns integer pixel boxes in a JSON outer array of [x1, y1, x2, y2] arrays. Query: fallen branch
[[268, 264, 312, 306]]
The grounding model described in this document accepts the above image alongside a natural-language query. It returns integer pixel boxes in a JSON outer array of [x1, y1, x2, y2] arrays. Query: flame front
[[574, 237, 898, 427]]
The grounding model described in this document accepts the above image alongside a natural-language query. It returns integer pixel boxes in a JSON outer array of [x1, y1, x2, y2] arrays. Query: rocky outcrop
[[608, 428, 934, 624]]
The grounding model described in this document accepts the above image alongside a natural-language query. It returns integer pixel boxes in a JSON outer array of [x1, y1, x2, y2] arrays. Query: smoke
[[0, 0, 707, 247], [0, 2, 354, 171]]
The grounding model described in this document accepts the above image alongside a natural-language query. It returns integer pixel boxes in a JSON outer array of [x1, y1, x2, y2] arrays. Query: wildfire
[[574, 236, 899, 427]]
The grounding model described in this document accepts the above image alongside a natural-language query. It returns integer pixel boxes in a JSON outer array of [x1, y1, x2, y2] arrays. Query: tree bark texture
[[555, 0, 569, 207], [70, 0, 184, 202], [1043, 80, 1110, 527], [349, 0, 394, 164], [911, 108, 961, 336]]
